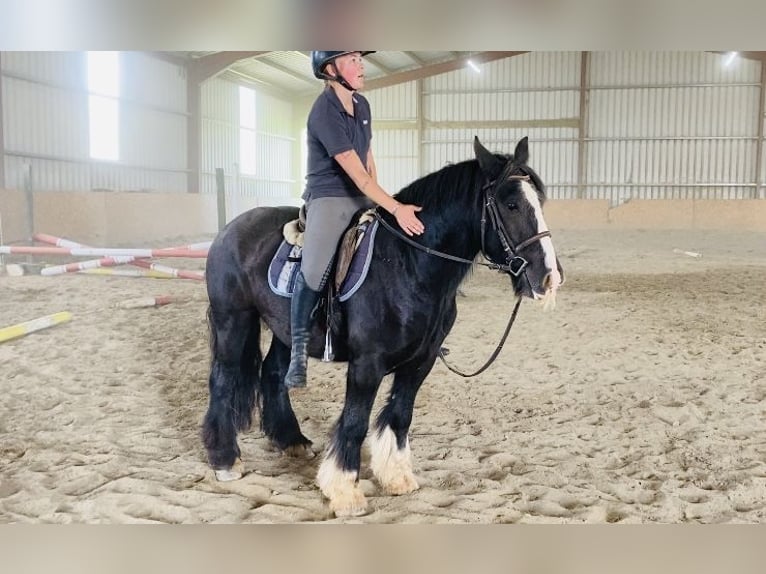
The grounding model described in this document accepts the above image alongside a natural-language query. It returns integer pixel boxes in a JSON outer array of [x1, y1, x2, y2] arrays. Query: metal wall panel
[[365, 82, 417, 120], [427, 52, 581, 91], [200, 78, 296, 209], [587, 51, 761, 202], [2, 51, 189, 193], [417, 53, 582, 199], [365, 51, 763, 203], [364, 83, 419, 194], [371, 128, 418, 193], [1, 51, 85, 89], [201, 78, 238, 182], [3, 75, 88, 158], [121, 52, 187, 114]]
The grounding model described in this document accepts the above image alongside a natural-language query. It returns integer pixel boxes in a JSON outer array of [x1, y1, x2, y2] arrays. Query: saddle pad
[[267, 219, 379, 302], [267, 241, 303, 297]]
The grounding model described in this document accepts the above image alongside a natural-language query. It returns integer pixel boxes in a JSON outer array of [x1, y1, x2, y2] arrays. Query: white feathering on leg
[[316, 452, 368, 517], [370, 426, 419, 495]]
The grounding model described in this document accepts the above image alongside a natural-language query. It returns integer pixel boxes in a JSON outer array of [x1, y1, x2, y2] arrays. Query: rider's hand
[[393, 204, 424, 236]]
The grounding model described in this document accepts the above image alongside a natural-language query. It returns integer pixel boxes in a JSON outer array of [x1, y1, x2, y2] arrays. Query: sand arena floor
[[1, 229, 764, 523]]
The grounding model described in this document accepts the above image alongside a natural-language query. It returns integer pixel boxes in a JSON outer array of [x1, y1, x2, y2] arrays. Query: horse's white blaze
[[316, 453, 367, 516], [370, 426, 419, 495], [520, 181, 561, 293]]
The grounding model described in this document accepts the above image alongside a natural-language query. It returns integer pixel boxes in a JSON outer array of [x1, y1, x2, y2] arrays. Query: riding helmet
[[311, 51, 376, 80]]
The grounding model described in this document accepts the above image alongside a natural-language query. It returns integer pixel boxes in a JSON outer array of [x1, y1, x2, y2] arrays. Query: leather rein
[[374, 171, 551, 378]]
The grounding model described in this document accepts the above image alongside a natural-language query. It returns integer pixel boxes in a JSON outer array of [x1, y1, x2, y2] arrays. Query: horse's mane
[[393, 158, 486, 212], [392, 152, 547, 212]]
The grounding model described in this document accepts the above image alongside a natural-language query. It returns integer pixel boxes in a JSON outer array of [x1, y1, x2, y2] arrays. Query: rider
[[284, 50, 425, 389]]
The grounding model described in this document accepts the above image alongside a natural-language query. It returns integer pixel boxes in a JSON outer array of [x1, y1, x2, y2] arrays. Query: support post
[[215, 167, 227, 232], [0, 52, 5, 189], [417, 78, 425, 177], [576, 51, 590, 200], [187, 81, 201, 194], [755, 59, 765, 199]]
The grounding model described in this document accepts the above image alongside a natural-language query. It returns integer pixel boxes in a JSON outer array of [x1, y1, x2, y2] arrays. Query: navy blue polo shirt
[[303, 87, 372, 201]]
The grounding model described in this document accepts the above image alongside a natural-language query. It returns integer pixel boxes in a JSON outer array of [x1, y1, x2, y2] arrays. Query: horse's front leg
[[317, 356, 385, 517], [369, 352, 438, 495]]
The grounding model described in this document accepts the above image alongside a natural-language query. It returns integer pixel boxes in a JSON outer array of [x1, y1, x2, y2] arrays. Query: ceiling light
[[723, 51, 738, 67], [467, 59, 481, 73]]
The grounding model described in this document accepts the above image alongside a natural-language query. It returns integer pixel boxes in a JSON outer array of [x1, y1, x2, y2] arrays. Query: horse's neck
[[395, 203, 482, 295]]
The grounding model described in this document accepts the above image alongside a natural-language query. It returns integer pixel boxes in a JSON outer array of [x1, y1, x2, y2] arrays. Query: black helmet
[[311, 51, 376, 81]]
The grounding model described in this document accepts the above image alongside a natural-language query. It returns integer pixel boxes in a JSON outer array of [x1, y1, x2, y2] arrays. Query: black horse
[[202, 136, 563, 516]]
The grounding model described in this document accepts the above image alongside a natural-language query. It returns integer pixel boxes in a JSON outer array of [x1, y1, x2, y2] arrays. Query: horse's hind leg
[[316, 357, 385, 517], [370, 352, 439, 495], [202, 308, 260, 481], [258, 336, 312, 455]]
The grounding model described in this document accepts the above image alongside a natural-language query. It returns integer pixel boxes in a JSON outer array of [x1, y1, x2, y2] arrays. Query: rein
[[437, 295, 522, 378], [374, 171, 548, 378]]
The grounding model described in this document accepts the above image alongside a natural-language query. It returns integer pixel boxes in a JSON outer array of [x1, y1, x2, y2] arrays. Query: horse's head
[[474, 136, 564, 305]]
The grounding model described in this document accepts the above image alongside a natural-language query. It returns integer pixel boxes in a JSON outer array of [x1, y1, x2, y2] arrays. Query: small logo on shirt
[[363, 120, 368, 125]]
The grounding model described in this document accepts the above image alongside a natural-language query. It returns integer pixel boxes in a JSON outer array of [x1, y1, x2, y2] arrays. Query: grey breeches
[[301, 195, 373, 291]]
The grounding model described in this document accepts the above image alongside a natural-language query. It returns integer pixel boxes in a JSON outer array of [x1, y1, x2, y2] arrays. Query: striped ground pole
[[0, 311, 73, 344]]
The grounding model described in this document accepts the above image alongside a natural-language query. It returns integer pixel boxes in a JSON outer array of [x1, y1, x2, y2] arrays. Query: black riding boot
[[284, 272, 321, 389]]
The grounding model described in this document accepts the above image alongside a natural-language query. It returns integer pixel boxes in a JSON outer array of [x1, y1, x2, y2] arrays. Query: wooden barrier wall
[[0, 189, 260, 245], [1, 189, 765, 245]]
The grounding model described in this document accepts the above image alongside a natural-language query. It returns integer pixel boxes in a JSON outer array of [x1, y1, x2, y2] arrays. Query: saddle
[[268, 207, 378, 302]]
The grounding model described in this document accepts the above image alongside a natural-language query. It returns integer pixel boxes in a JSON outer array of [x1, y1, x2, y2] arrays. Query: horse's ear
[[514, 136, 529, 165], [473, 136, 504, 179]]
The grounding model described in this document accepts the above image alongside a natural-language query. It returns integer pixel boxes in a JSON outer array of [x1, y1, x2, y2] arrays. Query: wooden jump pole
[[41, 255, 137, 275], [114, 296, 175, 309], [34, 234, 206, 280], [33, 234, 211, 252], [0, 311, 72, 344], [130, 259, 205, 281], [0, 246, 209, 258], [78, 268, 175, 279]]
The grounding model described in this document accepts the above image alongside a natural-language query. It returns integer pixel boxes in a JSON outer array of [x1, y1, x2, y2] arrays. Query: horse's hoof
[[214, 458, 243, 482], [329, 489, 369, 518], [382, 473, 420, 496], [282, 443, 316, 459]]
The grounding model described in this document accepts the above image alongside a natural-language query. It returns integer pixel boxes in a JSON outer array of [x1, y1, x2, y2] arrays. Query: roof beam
[[364, 51, 528, 91], [189, 51, 271, 85], [254, 58, 316, 86], [364, 54, 395, 74], [145, 51, 190, 67], [403, 52, 427, 66]]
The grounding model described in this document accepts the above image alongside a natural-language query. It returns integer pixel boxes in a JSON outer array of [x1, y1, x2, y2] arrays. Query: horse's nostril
[[542, 273, 552, 290]]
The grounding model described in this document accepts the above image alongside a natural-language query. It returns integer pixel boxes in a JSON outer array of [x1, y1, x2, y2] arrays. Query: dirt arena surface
[[1, 228, 764, 523]]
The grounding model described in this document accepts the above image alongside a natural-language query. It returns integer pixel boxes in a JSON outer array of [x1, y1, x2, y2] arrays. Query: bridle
[[374, 165, 553, 378], [480, 166, 551, 277], [375, 170, 550, 277]]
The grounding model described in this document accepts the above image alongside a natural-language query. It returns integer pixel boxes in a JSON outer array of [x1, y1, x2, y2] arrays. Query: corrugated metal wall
[[587, 51, 761, 201], [364, 83, 419, 193], [1, 51, 188, 193], [367, 51, 765, 204], [2, 51, 763, 205], [201, 77, 296, 210]]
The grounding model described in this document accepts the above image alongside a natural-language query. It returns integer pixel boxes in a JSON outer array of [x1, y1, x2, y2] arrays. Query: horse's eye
[[507, 202, 518, 211]]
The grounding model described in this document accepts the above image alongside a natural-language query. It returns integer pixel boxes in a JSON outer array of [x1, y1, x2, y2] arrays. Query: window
[[87, 51, 120, 161], [239, 86, 256, 176]]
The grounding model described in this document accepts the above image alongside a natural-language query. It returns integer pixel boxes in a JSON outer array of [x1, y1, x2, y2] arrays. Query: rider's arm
[[334, 149, 424, 236]]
